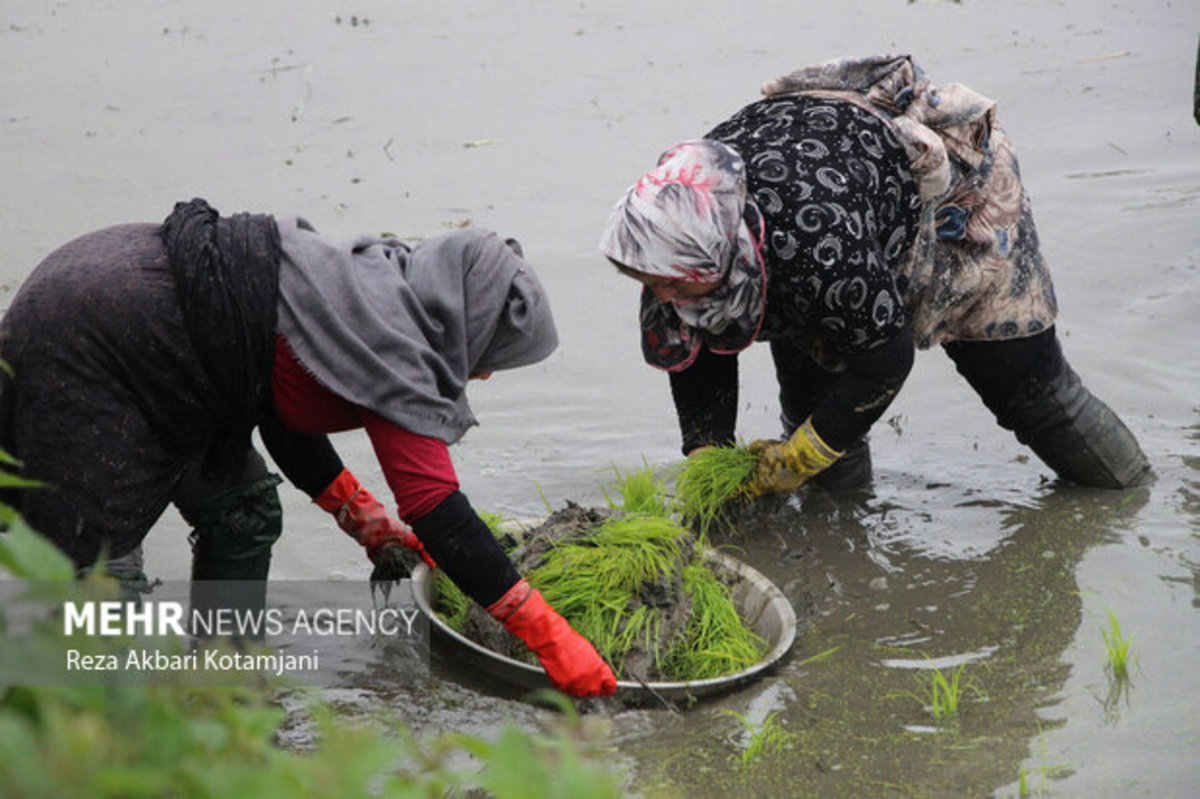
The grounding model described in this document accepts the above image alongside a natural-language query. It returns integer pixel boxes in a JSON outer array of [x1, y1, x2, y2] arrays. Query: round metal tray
[[412, 548, 796, 703]]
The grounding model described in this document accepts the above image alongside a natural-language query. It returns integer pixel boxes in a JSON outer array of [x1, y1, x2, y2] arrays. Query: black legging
[[942, 326, 1064, 432], [945, 325, 1149, 487], [770, 328, 914, 451], [768, 326, 1065, 442], [772, 324, 1147, 487]]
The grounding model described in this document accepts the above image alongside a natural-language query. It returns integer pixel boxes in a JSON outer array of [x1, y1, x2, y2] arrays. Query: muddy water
[[3, 1, 1197, 796]]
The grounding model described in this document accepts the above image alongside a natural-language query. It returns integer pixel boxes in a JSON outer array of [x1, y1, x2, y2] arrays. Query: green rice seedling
[[602, 460, 672, 517], [662, 562, 764, 681], [795, 645, 841, 667], [1017, 768, 1032, 798], [1101, 608, 1132, 680], [476, 509, 512, 536], [440, 502, 764, 681], [720, 709, 797, 768], [526, 513, 763, 680], [673, 444, 758, 538], [919, 661, 976, 722], [529, 514, 689, 669], [534, 514, 688, 600], [889, 656, 981, 723], [434, 571, 472, 633], [1017, 723, 1071, 797], [606, 604, 663, 669]]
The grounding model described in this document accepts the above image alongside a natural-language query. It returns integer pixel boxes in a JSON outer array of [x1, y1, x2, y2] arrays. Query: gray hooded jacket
[[275, 222, 558, 444]]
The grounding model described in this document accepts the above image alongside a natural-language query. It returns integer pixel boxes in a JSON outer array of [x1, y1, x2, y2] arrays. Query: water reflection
[[615, 480, 1149, 797]]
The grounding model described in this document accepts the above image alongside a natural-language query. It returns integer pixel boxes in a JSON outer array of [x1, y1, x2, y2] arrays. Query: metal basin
[[412, 548, 796, 703]]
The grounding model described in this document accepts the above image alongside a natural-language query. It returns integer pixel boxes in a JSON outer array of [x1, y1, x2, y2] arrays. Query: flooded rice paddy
[[2, 1, 1197, 796]]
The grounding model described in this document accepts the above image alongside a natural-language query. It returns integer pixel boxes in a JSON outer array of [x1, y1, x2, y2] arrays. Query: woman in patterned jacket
[[599, 55, 1149, 493]]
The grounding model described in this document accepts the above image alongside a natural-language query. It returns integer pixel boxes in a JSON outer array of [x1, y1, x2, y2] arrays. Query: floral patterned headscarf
[[599, 140, 766, 371]]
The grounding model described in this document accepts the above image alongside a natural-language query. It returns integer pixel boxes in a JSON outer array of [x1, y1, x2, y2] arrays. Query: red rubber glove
[[488, 578, 617, 698], [314, 468, 436, 570]]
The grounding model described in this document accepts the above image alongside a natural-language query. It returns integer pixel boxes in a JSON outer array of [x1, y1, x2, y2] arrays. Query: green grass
[[1101, 608, 1132, 680], [0, 519, 623, 798], [720, 710, 797, 768], [672, 445, 758, 539]]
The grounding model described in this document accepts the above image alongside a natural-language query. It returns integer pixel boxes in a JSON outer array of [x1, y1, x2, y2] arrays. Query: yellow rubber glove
[[746, 418, 843, 497]]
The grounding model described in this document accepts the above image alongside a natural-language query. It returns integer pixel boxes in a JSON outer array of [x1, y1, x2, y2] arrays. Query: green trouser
[[174, 448, 283, 636]]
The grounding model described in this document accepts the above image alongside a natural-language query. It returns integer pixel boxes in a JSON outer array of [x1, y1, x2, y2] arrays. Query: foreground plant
[[720, 709, 797, 768], [1101, 608, 1132, 681], [0, 523, 624, 799]]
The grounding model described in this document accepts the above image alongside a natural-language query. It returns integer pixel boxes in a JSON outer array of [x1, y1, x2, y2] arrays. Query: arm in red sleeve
[[358, 411, 613, 696], [360, 410, 519, 605], [359, 410, 459, 523]]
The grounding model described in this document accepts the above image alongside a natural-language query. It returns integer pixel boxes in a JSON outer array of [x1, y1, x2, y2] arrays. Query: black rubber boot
[[180, 471, 283, 640], [809, 437, 873, 491], [781, 411, 873, 492], [1010, 365, 1150, 489], [103, 544, 155, 601]]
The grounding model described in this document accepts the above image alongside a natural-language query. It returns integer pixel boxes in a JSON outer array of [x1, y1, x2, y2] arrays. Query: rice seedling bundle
[[673, 444, 758, 538], [435, 504, 764, 683]]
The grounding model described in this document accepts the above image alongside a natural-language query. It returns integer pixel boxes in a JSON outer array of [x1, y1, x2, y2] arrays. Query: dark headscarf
[[161, 198, 282, 476]]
